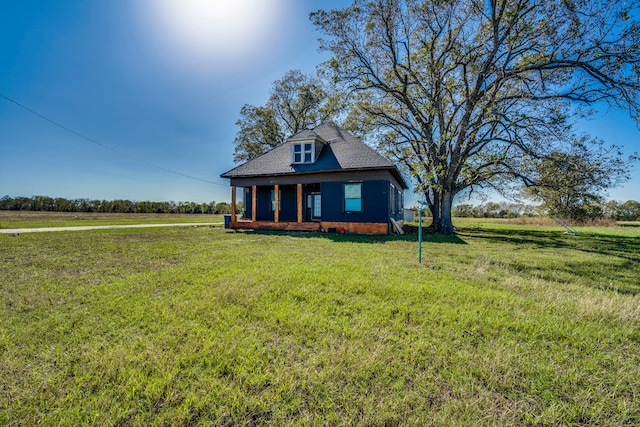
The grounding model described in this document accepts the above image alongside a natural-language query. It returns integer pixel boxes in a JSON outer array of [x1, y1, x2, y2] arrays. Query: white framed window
[[344, 183, 362, 212], [292, 142, 314, 164], [313, 194, 321, 218], [306, 193, 321, 220]]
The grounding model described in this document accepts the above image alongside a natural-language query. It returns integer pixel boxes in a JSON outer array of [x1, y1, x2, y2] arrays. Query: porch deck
[[229, 220, 389, 235], [230, 220, 321, 232]]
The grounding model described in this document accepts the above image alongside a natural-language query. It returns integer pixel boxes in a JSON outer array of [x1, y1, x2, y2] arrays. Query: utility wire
[[0, 92, 227, 187]]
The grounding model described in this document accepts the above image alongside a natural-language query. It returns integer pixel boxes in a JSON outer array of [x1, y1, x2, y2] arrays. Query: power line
[[0, 92, 227, 187]]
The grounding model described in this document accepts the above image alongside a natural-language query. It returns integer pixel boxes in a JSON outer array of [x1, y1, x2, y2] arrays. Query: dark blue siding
[[245, 185, 297, 221], [279, 186, 297, 222], [243, 188, 252, 219], [320, 180, 390, 223], [256, 186, 273, 221]]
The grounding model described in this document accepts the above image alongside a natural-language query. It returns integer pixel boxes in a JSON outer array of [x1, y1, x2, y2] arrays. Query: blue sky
[[1, 0, 639, 205]]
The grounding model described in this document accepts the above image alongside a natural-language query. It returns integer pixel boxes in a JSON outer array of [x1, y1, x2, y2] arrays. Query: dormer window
[[289, 132, 326, 165], [292, 142, 314, 164]]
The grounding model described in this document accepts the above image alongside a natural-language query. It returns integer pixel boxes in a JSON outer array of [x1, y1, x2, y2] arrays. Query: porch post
[[297, 184, 303, 223], [252, 185, 257, 222], [231, 186, 236, 222], [274, 184, 279, 223]]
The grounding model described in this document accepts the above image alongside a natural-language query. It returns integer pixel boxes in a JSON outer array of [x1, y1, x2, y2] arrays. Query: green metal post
[[418, 207, 423, 263]]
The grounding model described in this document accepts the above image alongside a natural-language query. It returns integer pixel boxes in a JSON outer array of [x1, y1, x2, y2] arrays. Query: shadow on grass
[[458, 226, 639, 260], [231, 227, 638, 294], [457, 226, 640, 295], [232, 228, 467, 245]]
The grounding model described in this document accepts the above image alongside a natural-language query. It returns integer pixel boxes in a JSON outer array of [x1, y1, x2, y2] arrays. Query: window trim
[[312, 193, 321, 220], [343, 182, 363, 213], [292, 142, 315, 164]]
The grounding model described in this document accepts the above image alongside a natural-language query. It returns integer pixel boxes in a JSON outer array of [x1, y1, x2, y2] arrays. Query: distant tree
[[0, 196, 258, 215], [312, 0, 640, 233], [13, 197, 33, 210], [482, 202, 501, 218], [452, 204, 477, 218], [54, 197, 72, 212], [453, 201, 540, 218], [214, 202, 231, 215], [235, 201, 244, 215], [524, 141, 631, 222], [233, 105, 283, 163], [233, 70, 342, 162], [603, 200, 620, 219], [0, 196, 9, 210], [33, 195, 55, 211], [615, 200, 640, 221]]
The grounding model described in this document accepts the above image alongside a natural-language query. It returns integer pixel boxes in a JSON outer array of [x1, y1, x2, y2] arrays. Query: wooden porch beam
[[274, 184, 279, 223], [230, 186, 237, 222], [297, 184, 303, 223], [251, 185, 257, 222]]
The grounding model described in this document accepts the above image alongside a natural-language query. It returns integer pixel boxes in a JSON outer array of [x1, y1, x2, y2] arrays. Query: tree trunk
[[428, 195, 440, 230], [430, 191, 455, 234], [438, 192, 455, 234]]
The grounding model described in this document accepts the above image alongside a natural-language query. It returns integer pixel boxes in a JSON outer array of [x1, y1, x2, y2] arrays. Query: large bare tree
[[312, 0, 640, 233]]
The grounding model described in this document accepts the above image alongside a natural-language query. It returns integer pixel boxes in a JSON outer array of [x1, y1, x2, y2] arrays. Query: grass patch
[[1, 222, 639, 425], [0, 211, 223, 229]]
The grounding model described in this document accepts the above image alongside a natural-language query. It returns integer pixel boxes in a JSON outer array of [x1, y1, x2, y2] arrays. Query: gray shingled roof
[[221, 122, 408, 188]]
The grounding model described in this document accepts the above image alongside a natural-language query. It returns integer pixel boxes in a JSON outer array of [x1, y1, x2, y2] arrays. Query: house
[[220, 122, 408, 234]]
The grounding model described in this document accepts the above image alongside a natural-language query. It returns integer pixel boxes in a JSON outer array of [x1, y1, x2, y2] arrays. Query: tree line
[[0, 196, 242, 215], [452, 200, 640, 222]]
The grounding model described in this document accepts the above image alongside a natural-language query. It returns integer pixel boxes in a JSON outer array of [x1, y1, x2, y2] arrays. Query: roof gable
[[221, 122, 407, 188]]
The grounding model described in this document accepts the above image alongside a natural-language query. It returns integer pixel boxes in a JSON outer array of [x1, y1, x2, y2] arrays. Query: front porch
[[229, 183, 318, 225], [227, 183, 390, 235]]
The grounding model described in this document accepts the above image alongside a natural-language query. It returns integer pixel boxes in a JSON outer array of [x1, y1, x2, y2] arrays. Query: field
[[0, 211, 223, 229], [1, 213, 639, 425]]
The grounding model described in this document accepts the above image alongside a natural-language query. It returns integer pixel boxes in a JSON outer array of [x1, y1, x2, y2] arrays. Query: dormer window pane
[[292, 142, 315, 164]]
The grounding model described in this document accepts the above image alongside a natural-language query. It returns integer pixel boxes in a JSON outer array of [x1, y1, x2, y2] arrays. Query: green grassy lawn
[[1, 219, 639, 425], [0, 211, 223, 229]]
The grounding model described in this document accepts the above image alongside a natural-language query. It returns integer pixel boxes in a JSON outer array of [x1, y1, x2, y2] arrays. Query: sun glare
[[141, 0, 287, 71]]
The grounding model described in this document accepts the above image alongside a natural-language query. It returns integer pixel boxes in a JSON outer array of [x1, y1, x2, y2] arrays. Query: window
[[390, 183, 396, 214], [270, 189, 281, 211], [313, 194, 321, 218], [344, 183, 362, 212], [293, 144, 301, 163], [293, 143, 314, 164], [306, 193, 321, 220]]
